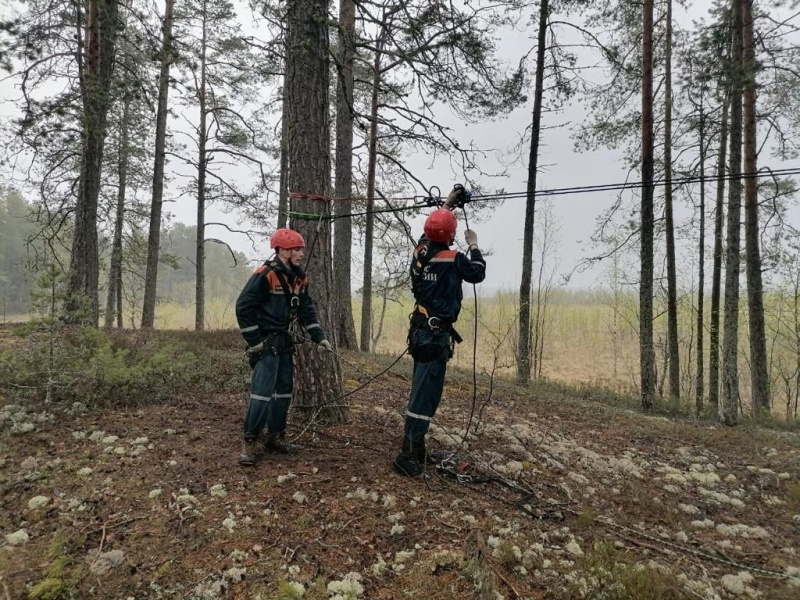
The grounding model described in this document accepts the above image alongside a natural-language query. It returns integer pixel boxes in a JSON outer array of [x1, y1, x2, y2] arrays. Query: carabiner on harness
[[288, 319, 306, 344]]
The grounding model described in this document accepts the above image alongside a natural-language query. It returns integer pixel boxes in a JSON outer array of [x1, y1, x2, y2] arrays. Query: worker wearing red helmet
[[394, 198, 486, 477], [235, 227, 331, 466]]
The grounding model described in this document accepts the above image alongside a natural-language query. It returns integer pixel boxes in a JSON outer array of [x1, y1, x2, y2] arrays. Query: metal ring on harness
[[427, 316, 441, 331], [290, 296, 300, 308]]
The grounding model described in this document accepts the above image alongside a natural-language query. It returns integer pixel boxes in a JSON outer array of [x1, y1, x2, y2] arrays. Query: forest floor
[[2, 332, 800, 599]]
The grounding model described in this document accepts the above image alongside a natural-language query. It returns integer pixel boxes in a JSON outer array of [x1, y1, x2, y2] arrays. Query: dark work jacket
[[410, 237, 486, 324], [235, 259, 325, 347]]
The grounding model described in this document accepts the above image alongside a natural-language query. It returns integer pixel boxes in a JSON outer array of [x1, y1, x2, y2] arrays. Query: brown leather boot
[[239, 439, 258, 466], [263, 432, 300, 454]]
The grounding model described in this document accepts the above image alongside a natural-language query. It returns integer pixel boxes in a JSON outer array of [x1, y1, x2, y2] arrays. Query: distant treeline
[[0, 189, 253, 317]]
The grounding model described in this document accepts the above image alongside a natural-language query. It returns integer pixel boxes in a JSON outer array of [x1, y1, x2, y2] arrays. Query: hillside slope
[[2, 347, 800, 599]]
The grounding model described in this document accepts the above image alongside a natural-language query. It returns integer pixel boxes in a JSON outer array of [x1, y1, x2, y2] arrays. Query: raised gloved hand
[[317, 339, 332, 353], [464, 229, 478, 248], [444, 183, 465, 210]]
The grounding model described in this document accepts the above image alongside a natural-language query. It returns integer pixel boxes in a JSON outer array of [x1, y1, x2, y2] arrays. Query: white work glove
[[444, 183, 465, 210], [317, 339, 332, 353], [464, 229, 478, 248], [247, 341, 265, 355]]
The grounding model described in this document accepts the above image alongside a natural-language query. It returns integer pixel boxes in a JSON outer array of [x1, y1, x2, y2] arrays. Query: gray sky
[[1, 0, 799, 295]]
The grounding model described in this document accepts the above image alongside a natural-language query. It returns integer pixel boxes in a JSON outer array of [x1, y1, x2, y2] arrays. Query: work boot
[[239, 439, 258, 466], [263, 432, 300, 454], [393, 437, 424, 477], [415, 438, 439, 466]]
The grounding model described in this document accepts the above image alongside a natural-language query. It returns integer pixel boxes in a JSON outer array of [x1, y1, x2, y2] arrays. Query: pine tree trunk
[[722, 0, 744, 426], [285, 0, 345, 424], [141, 0, 174, 328], [360, 41, 382, 353], [742, 0, 770, 414], [332, 0, 358, 350], [195, 1, 208, 332], [664, 0, 680, 400], [640, 0, 657, 411], [278, 84, 289, 229], [709, 98, 729, 412], [66, 0, 119, 325], [517, 0, 548, 384], [105, 94, 130, 329], [695, 97, 706, 415]]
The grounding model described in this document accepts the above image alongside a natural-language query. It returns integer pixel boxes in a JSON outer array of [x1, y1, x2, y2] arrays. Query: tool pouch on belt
[[407, 316, 452, 363]]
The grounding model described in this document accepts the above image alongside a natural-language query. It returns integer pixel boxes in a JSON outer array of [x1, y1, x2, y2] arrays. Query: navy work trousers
[[403, 327, 451, 445], [243, 350, 294, 439]]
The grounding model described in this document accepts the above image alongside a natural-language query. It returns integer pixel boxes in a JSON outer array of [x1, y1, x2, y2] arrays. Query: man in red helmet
[[393, 205, 486, 477], [235, 227, 332, 466]]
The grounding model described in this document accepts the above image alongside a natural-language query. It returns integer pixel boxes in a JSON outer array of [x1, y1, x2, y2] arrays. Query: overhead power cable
[[287, 166, 800, 221]]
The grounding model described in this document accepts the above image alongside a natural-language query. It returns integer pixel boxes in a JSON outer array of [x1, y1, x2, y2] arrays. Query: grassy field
[[6, 287, 798, 418]]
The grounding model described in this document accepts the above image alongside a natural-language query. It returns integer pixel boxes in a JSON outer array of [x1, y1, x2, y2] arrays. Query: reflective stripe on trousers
[[403, 349, 448, 444], [243, 351, 294, 439]]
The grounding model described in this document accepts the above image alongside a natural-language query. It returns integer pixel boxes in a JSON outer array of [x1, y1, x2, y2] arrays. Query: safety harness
[[251, 263, 306, 357], [409, 242, 463, 340], [410, 304, 463, 344], [272, 267, 306, 343]]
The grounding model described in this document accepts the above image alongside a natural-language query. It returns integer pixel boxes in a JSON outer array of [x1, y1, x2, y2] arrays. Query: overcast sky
[[185, 0, 800, 293], [1, 0, 799, 294]]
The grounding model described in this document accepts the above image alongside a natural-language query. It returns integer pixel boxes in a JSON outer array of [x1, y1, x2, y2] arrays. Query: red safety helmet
[[423, 209, 457, 243], [270, 228, 305, 250]]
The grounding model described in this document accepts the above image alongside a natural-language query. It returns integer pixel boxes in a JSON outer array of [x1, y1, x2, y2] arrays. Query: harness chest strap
[[272, 268, 300, 314], [271, 266, 306, 344]]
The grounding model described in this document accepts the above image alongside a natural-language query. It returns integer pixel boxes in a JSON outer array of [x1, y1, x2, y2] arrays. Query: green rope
[[288, 210, 331, 221]]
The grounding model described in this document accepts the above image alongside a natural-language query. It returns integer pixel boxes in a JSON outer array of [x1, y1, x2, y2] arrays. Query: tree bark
[[664, 0, 680, 400], [695, 94, 706, 415], [285, 0, 345, 424], [517, 0, 548, 384], [742, 0, 770, 414], [278, 83, 289, 229], [722, 0, 744, 426], [332, 0, 358, 350], [640, 0, 657, 411], [360, 39, 382, 353], [105, 93, 129, 329], [709, 97, 729, 413], [141, 0, 175, 328], [66, 0, 119, 325], [195, 0, 208, 331]]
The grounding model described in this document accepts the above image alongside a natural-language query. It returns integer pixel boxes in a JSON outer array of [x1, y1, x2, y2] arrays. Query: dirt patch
[[2, 350, 800, 599]]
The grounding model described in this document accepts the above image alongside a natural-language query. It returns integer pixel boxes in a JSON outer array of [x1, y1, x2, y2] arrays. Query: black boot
[[393, 437, 424, 477], [263, 432, 300, 454], [415, 437, 438, 466]]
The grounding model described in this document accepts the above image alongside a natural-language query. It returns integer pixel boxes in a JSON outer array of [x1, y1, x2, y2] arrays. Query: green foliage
[[0, 188, 57, 316], [27, 578, 70, 600], [568, 541, 689, 599], [786, 481, 800, 508], [28, 530, 84, 600], [157, 223, 252, 304], [274, 579, 306, 600], [0, 324, 197, 407]]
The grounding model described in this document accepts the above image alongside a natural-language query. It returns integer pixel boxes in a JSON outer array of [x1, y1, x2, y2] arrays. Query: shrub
[[0, 325, 196, 407]]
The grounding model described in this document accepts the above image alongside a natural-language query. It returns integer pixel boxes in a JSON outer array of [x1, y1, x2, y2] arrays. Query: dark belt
[[411, 309, 462, 344]]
